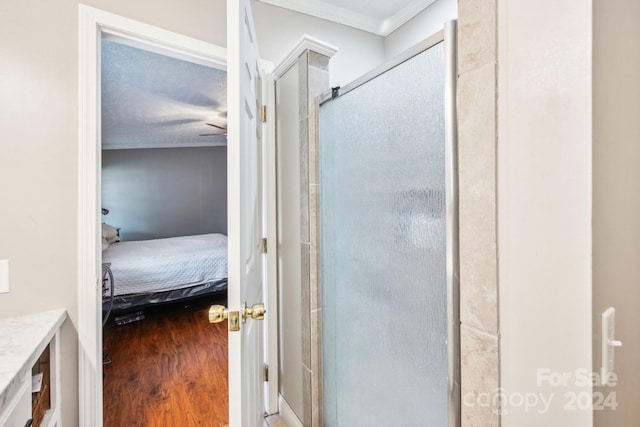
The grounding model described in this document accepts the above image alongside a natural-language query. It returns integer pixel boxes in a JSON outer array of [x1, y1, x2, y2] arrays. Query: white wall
[[384, 0, 457, 59], [497, 0, 592, 425], [593, 0, 640, 424], [251, 0, 385, 88], [0, 1, 227, 425]]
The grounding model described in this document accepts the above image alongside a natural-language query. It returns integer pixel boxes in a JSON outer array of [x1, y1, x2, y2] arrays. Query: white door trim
[[263, 65, 280, 415], [77, 6, 226, 425]]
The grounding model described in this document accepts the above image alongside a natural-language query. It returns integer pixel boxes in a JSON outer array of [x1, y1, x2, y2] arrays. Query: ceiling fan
[[199, 122, 227, 137]]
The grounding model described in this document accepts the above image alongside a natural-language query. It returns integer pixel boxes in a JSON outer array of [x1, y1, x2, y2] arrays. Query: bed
[[101, 232, 228, 312]]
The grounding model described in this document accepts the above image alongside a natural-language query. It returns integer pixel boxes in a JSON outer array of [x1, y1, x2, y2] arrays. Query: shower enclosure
[[318, 22, 459, 426]]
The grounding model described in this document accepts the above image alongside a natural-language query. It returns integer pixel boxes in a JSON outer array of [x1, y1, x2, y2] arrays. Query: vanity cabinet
[[0, 310, 66, 427], [0, 374, 30, 427]]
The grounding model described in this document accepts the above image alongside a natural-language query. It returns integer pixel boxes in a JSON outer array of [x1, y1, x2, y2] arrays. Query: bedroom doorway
[[79, 5, 277, 425], [99, 32, 231, 426], [77, 6, 235, 426]]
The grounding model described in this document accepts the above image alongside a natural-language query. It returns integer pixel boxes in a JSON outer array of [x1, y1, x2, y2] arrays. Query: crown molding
[[381, 0, 437, 36], [257, 0, 436, 36], [258, 0, 380, 34], [273, 34, 338, 79]]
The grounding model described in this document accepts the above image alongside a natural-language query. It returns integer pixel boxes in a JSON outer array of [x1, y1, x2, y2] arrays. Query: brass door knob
[[209, 305, 241, 331], [209, 305, 228, 323], [242, 302, 266, 324]]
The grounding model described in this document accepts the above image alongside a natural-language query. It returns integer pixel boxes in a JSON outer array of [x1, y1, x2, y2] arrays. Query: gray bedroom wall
[[101, 146, 227, 241]]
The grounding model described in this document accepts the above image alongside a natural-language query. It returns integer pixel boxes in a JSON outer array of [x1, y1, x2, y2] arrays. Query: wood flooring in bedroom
[[102, 296, 229, 427]]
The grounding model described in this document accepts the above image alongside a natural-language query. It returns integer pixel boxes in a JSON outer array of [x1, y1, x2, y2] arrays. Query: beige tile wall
[[299, 51, 331, 427], [458, 0, 501, 425], [308, 97, 322, 427]]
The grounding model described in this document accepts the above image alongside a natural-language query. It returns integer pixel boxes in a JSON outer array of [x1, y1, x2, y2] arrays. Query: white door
[[226, 0, 266, 426]]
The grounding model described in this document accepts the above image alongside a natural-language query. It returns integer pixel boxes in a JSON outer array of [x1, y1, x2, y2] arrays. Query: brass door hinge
[[261, 105, 267, 123], [263, 364, 269, 382], [261, 238, 268, 254]]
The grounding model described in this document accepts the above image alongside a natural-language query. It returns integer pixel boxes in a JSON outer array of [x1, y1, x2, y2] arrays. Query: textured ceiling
[[101, 39, 227, 150]]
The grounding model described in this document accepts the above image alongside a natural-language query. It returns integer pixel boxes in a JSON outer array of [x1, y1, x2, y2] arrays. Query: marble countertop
[[0, 309, 67, 414]]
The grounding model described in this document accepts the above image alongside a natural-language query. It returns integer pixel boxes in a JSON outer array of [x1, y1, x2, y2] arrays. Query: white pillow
[[102, 223, 120, 244], [101, 237, 110, 251]]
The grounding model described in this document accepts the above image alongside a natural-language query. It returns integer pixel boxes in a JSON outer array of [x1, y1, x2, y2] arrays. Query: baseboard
[[278, 395, 303, 427]]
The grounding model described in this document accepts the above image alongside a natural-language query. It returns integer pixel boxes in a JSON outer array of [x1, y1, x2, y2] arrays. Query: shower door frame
[[317, 21, 460, 427]]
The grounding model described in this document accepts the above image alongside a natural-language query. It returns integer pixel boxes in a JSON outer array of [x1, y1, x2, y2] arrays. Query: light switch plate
[[601, 306, 622, 385], [0, 260, 10, 294]]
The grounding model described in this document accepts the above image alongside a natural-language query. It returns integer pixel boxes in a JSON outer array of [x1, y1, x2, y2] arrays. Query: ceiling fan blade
[[199, 133, 227, 137], [156, 118, 202, 127], [206, 123, 227, 131]]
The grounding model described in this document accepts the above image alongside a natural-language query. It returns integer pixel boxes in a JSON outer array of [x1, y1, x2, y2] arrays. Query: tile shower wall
[[306, 52, 330, 427], [275, 48, 331, 427], [457, 0, 501, 425], [276, 59, 304, 420]]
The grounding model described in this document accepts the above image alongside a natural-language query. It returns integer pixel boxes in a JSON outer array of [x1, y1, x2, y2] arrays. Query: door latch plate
[[229, 311, 240, 332]]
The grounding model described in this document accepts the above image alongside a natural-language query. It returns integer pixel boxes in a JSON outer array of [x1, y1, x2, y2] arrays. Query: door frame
[[263, 63, 280, 415], [78, 6, 280, 425]]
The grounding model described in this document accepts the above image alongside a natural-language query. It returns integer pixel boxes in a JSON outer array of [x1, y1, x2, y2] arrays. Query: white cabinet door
[[0, 376, 31, 427]]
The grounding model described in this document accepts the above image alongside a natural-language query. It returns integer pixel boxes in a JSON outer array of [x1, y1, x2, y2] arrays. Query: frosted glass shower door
[[320, 30, 457, 427]]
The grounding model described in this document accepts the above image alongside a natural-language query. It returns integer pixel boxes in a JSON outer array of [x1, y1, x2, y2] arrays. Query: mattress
[[102, 233, 228, 296]]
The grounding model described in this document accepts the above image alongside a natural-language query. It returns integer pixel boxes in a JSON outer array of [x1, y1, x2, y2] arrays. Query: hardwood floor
[[102, 297, 229, 427]]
